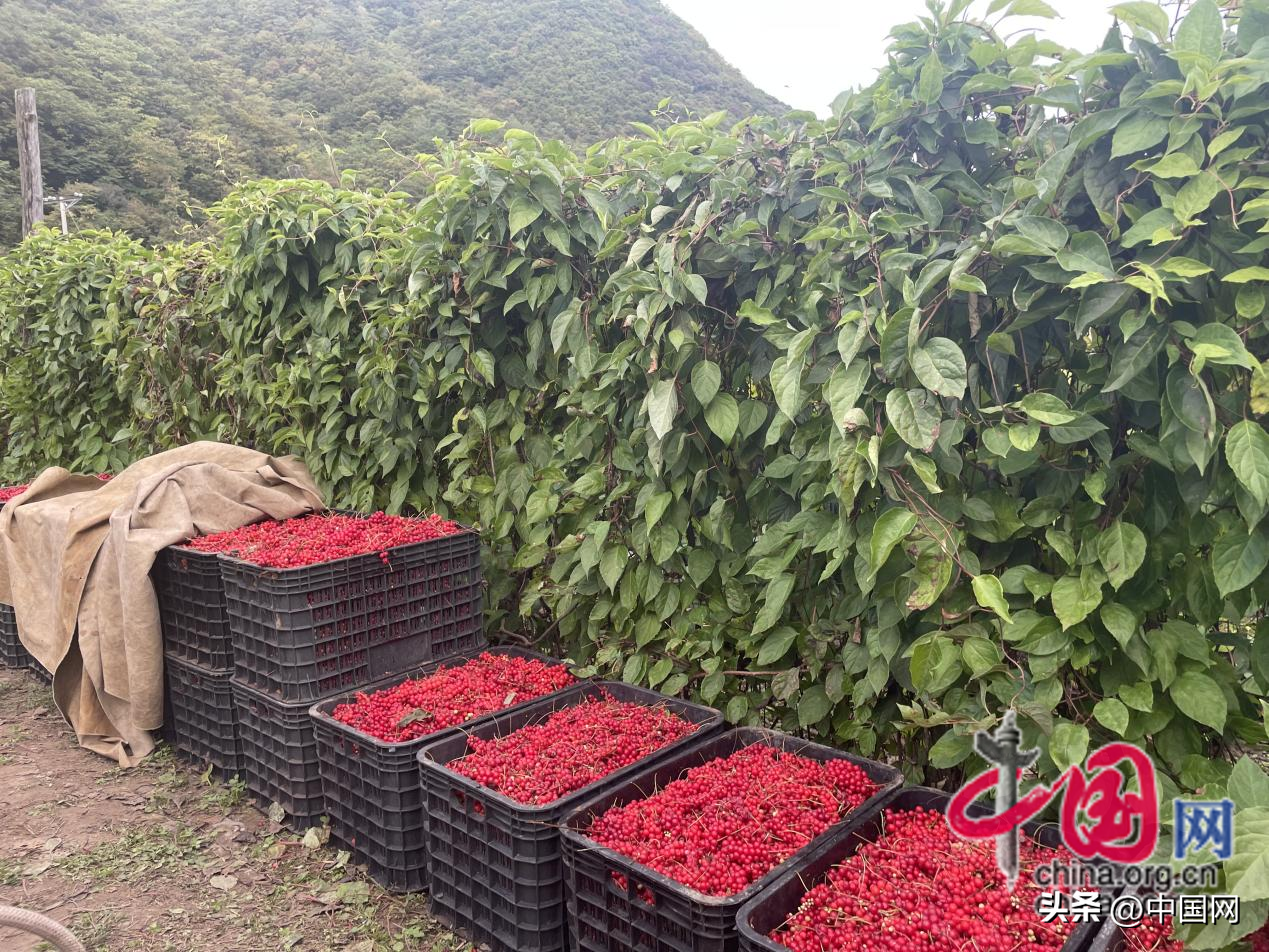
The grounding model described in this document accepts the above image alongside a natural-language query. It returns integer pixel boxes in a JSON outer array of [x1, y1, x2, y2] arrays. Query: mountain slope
[[0, 0, 783, 244]]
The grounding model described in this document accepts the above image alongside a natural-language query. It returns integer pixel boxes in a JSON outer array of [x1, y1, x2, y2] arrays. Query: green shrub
[[1, 0, 1266, 808]]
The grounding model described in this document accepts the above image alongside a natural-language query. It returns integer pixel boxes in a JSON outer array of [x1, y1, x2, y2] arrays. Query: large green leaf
[[1097, 520, 1146, 590], [1170, 670, 1228, 732], [885, 388, 941, 450], [1212, 528, 1269, 596], [1228, 420, 1269, 507], [911, 338, 967, 398]]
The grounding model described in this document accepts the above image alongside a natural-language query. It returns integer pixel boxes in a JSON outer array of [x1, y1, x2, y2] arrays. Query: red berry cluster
[[0, 484, 28, 504], [772, 806, 1078, 952], [452, 697, 697, 805], [586, 744, 877, 898], [1125, 915, 1182, 952], [331, 652, 577, 743], [185, 511, 464, 568]]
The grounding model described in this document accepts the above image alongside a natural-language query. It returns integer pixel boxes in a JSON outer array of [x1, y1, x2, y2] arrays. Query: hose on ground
[[0, 905, 86, 951]]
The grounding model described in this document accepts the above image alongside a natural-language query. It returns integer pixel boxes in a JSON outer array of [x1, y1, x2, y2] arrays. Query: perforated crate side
[[417, 681, 724, 952], [231, 677, 326, 828], [0, 602, 32, 669], [28, 656, 52, 683], [734, 787, 1107, 952], [560, 728, 904, 952], [310, 646, 569, 893], [165, 653, 242, 776], [155, 546, 234, 670], [223, 529, 485, 703]]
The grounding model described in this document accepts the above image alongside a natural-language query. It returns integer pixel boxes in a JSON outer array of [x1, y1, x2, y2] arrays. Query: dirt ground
[[0, 669, 471, 952]]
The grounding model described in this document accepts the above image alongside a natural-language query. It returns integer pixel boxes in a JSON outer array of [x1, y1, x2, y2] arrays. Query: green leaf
[[508, 196, 542, 236], [871, 508, 917, 574], [1097, 520, 1146, 589], [691, 361, 722, 407], [1189, 323, 1258, 370], [928, 731, 973, 768], [1224, 807, 1269, 901], [962, 637, 1002, 677], [1020, 392, 1079, 425], [1050, 721, 1090, 772], [798, 685, 833, 727], [770, 355, 806, 421], [1212, 528, 1269, 596], [1051, 569, 1104, 630], [972, 574, 1012, 623], [646, 378, 678, 439], [1093, 698, 1130, 736], [1228, 421, 1269, 507], [1104, 323, 1167, 392], [826, 360, 870, 433], [916, 53, 944, 104], [753, 574, 795, 635], [1158, 256, 1213, 277], [1228, 756, 1269, 809], [1119, 681, 1154, 712], [1174, 0, 1224, 61], [757, 625, 798, 666], [645, 491, 672, 528], [1225, 267, 1269, 284], [1169, 670, 1228, 733], [682, 272, 708, 305], [911, 338, 967, 399], [704, 392, 739, 443], [1100, 603, 1138, 648], [1110, 2, 1171, 40], [599, 546, 625, 593], [1173, 172, 1222, 224], [686, 548, 716, 586], [1111, 112, 1168, 158], [885, 388, 941, 450], [470, 348, 496, 383]]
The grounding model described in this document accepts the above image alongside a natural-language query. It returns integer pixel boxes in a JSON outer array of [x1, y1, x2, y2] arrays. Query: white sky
[[662, 0, 1122, 113]]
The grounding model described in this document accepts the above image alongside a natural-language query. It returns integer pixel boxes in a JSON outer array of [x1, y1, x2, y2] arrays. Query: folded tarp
[[0, 442, 325, 765]]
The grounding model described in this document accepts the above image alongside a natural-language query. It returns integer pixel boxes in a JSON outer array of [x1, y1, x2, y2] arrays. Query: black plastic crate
[[28, 655, 52, 683], [0, 602, 32, 669], [417, 681, 724, 952], [155, 545, 234, 670], [310, 646, 576, 893], [232, 676, 328, 828], [735, 787, 1106, 952], [165, 653, 242, 777], [222, 526, 484, 703], [561, 728, 903, 952]]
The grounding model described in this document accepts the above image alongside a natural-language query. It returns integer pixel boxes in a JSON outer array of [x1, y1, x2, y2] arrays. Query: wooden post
[[15, 88, 44, 237]]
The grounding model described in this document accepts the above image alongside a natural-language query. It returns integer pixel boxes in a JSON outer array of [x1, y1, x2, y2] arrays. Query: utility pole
[[44, 193, 82, 235], [15, 88, 45, 237]]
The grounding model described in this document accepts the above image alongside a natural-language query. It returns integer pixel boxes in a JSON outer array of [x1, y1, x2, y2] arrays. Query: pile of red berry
[[0, 484, 29, 504], [185, 511, 464, 568], [452, 697, 697, 805], [771, 806, 1077, 952], [1125, 915, 1182, 952], [331, 652, 577, 743], [586, 744, 877, 897]]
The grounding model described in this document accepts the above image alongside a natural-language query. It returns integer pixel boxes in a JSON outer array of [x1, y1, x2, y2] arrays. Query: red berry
[[452, 696, 698, 805], [185, 511, 463, 568], [586, 744, 877, 897], [770, 806, 1081, 952], [331, 652, 576, 743]]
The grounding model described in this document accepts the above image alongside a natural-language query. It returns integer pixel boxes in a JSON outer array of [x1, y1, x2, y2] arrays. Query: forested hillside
[[0, 0, 782, 244]]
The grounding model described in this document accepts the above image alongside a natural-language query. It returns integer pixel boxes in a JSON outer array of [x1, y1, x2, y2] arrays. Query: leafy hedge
[[2, 0, 1267, 854]]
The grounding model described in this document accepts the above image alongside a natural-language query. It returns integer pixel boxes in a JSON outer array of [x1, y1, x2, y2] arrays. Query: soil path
[[0, 669, 470, 952]]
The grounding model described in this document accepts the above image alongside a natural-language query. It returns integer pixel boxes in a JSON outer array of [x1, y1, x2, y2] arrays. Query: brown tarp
[[0, 442, 325, 765]]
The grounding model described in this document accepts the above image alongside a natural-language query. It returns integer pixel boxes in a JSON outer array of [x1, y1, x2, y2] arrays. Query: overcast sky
[[662, 0, 1123, 113]]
